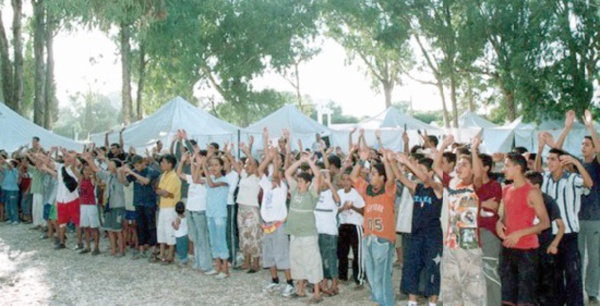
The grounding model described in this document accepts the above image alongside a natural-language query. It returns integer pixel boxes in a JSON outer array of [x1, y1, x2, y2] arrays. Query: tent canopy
[[353, 106, 436, 131], [91, 96, 241, 150], [0, 102, 82, 152], [458, 111, 498, 129]]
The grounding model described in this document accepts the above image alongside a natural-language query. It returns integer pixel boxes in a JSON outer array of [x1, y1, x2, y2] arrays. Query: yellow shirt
[[158, 170, 181, 208]]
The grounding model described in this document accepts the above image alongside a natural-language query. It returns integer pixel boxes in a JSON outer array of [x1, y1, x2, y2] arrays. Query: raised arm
[[119, 127, 125, 151], [176, 153, 190, 181], [555, 110, 575, 150], [104, 130, 110, 151], [381, 150, 395, 189], [583, 110, 600, 162], [258, 147, 276, 178], [402, 131, 409, 154], [319, 141, 330, 170], [472, 135, 483, 188], [561, 154, 593, 188], [434, 134, 454, 179], [262, 127, 269, 155], [323, 172, 340, 204], [285, 158, 303, 187], [375, 130, 384, 152], [305, 155, 321, 194], [349, 127, 356, 150], [283, 129, 292, 170], [390, 153, 417, 194]]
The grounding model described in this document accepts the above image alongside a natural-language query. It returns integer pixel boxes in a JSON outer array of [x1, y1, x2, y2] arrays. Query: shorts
[[57, 198, 80, 226], [157, 207, 176, 245], [80, 204, 100, 228], [290, 235, 323, 284], [262, 223, 290, 269], [103, 207, 125, 232], [125, 210, 137, 221], [43, 203, 57, 221]]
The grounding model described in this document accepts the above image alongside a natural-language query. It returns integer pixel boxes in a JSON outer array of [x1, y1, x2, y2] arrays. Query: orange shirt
[[354, 178, 397, 243]]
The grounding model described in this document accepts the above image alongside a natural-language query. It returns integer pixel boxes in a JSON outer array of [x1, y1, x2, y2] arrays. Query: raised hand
[[282, 129, 290, 139], [375, 129, 382, 139], [396, 153, 410, 164], [402, 132, 409, 144], [472, 134, 482, 151], [565, 110, 576, 128], [442, 134, 455, 148], [583, 109, 594, 129], [358, 147, 370, 161]]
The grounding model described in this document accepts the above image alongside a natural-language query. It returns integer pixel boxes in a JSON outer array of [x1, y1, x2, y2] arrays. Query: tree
[[54, 91, 121, 139], [0, 0, 25, 115], [33, 0, 46, 126], [324, 0, 413, 109]]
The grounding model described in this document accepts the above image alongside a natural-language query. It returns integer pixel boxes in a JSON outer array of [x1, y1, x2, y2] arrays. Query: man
[[536, 129, 593, 306], [105, 128, 128, 161], [497, 153, 550, 305], [124, 155, 160, 260], [26, 151, 46, 231], [554, 109, 600, 305], [156, 154, 181, 264], [51, 148, 82, 250]]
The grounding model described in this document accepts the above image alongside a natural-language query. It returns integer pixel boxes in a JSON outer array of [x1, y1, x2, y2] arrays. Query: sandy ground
[[0, 223, 410, 306]]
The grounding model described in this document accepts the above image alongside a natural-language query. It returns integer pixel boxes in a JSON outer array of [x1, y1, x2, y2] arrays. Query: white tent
[[458, 111, 498, 129], [244, 105, 329, 152], [0, 102, 82, 152], [481, 116, 536, 154], [330, 107, 442, 152], [532, 119, 600, 157], [90, 97, 241, 151]]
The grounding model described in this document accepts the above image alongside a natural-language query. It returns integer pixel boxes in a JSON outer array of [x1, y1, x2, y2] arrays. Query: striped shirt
[[542, 171, 590, 234]]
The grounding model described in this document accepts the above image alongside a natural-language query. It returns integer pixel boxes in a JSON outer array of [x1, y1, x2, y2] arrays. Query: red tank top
[[502, 183, 539, 249], [79, 178, 96, 205]]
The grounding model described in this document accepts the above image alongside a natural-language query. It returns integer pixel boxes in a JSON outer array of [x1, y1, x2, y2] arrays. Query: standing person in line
[[172, 201, 189, 267], [71, 158, 100, 255], [176, 151, 213, 273], [284, 153, 324, 304], [556, 109, 600, 305], [203, 155, 231, 279], [434, 135, 487, 305], [124, 155, 161, 260], [337, 170, 366, 289], [349, 146, 397, 306], [221, 142, 240, 269], [259, 147, 295, 297], [391, 153, 443, 306], [497, 153, 550, 305], [535, 128, 593, 306], [0, 156, 20, 224], [52, 149, 82, 250], [155, 154, 182, 264]]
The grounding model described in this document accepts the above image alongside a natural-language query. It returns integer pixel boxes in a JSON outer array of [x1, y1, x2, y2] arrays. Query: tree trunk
[[12, 0, 24, 115], [120, 22, 133, 125], [383, 80, 393, 109], [33, 0, 46, 126], [136, 42, 146, 120], [449, 70, 459, 128], [0, 11, 14, 109], [436, 77, 450, 128], [44, 9, 57, 129], [466, 74, 474, 112], [294, 61, 302, 109]]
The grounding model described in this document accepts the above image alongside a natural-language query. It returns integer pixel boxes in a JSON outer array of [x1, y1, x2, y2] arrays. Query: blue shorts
[[125, 210, 137, 221]]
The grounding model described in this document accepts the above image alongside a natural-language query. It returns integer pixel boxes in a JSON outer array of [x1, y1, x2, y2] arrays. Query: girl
[[71, 161, 100, 255], [203, 156, 230, 279], [284, 154, 323, 304], [229, 143, 262, 273]]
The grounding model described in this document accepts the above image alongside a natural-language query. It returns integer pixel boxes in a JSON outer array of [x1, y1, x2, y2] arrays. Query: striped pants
[[337, 223, 365, 285]]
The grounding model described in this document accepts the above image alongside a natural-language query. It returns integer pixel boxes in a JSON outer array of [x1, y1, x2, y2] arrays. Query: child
[[315, 169, 341, 296], [0, 157, 20, 224], [173, 201, 189, 267], [72, 162, 100, 255]]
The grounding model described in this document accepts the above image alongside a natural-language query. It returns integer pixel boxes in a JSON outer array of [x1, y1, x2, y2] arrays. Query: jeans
[[20, 192, 32, 218], [208, 216, 229, 260], [480, 228, 502, 306], [135, 205, 157, 247], [578, 220, 600, 298], [363, 235, 395, 306], [226, 205, 238, 264], [319, 234, 339, 279], [401, 228, 443, 298], [4, 190, 19, 222], [187, 210, 213, 271], [176, 235, 189, 263]]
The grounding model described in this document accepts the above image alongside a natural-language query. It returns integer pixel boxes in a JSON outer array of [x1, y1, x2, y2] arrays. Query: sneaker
[[215, 272, 229, 279], [204, 269, 218, 276], [281, 284, 295, 297], [590, 297, 600, 305], [91, 249, 100, 256], [79, 248, 91, 255], [263, 282, 281, 294], [54, 243, 66, 250], [74, 243, 84, 251]]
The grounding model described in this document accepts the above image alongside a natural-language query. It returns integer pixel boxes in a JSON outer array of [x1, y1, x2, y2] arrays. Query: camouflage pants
[[442, 248, 487, 306]]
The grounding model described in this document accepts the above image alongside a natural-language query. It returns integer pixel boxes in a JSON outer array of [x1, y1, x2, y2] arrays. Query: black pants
[[401, 228, 443, 297], [135, 206, 157, 247], [500, 247, 538, 305], [337, 224, 364, 284], [538, 242, 562, 306], [557, 233, 584, 306], [226, 204, 238, 264]]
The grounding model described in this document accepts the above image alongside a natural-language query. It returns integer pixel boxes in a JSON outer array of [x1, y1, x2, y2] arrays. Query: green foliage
[[53, 92, 121, 139], [213, 89, 293, 127]]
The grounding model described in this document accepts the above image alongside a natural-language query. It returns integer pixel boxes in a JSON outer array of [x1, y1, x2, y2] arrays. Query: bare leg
[[159, 243, 166, 260], [167, 244, 174, 261], [109, 232, 116, 255], [84, 227, 91, 250], [59, 226, 66, 245], [118, 231, 125, 255], [93, 229, 99, 251], [252, 257, 260, 271], [76, 226, 82, 245]]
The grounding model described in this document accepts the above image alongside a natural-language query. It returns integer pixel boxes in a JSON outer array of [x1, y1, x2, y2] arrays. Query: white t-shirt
[[55, 164, 79, 203], [237, 171, 261, 207], [174, 216, 188, 238], [124, 183, 134, 211], [259, 175, 288, 223], [185, 175, 207, 212], [226, 171, 239, 205], [337, 188, 365, 226], [315, 189, 339, 235]]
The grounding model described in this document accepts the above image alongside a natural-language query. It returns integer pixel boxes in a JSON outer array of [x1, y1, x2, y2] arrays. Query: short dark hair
[[506, 153, 527, 173], [410, 145, 423, 154], [372, 163, 387, 182], [327, 155, 341, 169], [427, 135, 439, 147], [548, 148, 567, 157], [479, 154, 494, 175], [525, 171, 544, 187], [111, 143, 120, 149], [111, 158, 123, 168], [175, 201, 186, 214], [513, 146, 529, 155], [160, 154, 177, 168], [443, 152, 457, 165], [528, 153, 537, 161], [209, 142, 219, 150], [189, 139, 198, 146], [584, 136, 595, 148], [418, 157, 434, 172], [32, 136, 40, 142], [297, 172, 313, 183]]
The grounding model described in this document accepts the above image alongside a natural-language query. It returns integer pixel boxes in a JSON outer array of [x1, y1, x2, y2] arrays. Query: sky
[[53, 28, 443, 119]]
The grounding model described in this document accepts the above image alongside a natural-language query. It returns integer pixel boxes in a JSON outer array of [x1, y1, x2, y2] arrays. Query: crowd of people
[[0, 109, 599, 306]]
